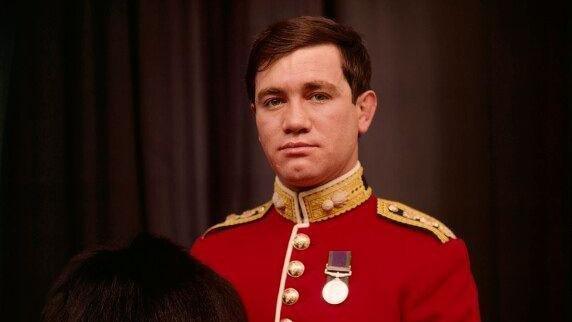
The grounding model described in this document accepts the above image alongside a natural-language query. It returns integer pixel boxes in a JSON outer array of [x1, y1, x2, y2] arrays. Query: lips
[[279, 142, 318, 150]]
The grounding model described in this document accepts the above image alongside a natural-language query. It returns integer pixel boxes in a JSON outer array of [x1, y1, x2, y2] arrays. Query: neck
[[279, 161, 361, 192]]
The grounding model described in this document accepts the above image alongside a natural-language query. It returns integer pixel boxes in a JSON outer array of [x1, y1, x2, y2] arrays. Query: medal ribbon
[[325, 250, 352, 284]]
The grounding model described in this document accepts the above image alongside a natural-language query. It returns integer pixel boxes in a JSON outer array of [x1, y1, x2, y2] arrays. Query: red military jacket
[[192, 164, 480, 322]]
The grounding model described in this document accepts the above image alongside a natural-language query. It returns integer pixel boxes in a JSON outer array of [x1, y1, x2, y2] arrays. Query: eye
[[310, 93, 330, 103], [263, 97, 285, 108]]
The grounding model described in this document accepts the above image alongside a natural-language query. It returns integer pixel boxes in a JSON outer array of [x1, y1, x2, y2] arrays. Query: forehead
[[255, 44, 346, 93]]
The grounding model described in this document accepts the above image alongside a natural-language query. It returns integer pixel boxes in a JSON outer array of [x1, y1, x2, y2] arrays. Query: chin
[[278, 167, 324, 189]]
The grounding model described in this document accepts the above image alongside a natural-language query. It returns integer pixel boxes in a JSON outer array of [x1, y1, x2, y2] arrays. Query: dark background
[[1, 0, 570, 321]]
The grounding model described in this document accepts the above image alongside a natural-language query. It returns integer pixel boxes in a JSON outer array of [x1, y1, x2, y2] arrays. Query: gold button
[[273, 192, 285, 209], [322, 199, 334, 211], [331, 191, 348, 206], [280, 319, 293, 322], [287, 260, 305, 277], [388, 204, 399, 213], [282, 288, 299, 305], [293, 233, 310, 250]]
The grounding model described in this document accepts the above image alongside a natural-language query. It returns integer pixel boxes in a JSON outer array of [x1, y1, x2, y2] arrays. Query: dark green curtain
[[1, 0, 570, 321]]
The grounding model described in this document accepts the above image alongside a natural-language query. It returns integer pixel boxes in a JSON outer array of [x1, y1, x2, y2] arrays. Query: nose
[[282, 99, 311, 134]]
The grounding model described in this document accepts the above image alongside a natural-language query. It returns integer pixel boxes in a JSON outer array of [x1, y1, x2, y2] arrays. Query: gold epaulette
[[202, 201, 273, 237], [376, 198, 456, 243]]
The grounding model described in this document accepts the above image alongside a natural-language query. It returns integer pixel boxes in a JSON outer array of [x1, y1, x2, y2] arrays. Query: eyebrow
[[256, 80, 340, 103], [256, 88, 284, 103], [303, 81, 340, 95]]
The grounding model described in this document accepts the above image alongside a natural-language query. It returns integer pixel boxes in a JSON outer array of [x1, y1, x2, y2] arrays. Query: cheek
[[325, 110, 359, 143], [255, 115, 278, 150]]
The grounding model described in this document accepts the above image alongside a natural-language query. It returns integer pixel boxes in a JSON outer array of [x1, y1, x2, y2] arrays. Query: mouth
[[278, 142, 318, 155]]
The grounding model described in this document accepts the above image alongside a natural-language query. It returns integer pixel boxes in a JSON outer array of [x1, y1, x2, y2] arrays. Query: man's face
[[253, 44, 376, 189]]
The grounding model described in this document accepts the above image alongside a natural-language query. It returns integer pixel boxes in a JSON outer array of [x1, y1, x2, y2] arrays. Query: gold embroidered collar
[[272, 162, 372, 224]]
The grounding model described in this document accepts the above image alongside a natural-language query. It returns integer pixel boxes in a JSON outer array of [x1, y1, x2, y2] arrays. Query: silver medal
[[321, 277, 349, 305]]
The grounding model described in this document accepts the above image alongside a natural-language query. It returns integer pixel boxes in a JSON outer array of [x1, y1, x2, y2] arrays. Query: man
[[192, 16, 480, 322]]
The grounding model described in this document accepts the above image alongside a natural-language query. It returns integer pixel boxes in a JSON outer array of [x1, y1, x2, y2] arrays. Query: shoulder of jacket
[[202, 201, 273, 237], [376, 198, 456, 243]]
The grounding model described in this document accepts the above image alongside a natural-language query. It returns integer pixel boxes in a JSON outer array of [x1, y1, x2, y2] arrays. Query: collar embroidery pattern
[[273, 163, 372, 223]]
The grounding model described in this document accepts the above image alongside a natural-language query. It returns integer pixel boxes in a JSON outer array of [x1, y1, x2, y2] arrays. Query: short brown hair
[[246, 16, 372, 103]]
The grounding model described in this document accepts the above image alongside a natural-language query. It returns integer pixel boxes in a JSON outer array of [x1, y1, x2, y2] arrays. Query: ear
[[250, 103, 256, 114], [356, 90, 377, 135]]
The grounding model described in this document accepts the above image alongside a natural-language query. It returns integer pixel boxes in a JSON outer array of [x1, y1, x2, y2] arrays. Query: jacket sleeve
[[402, 239, 481, 322]]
